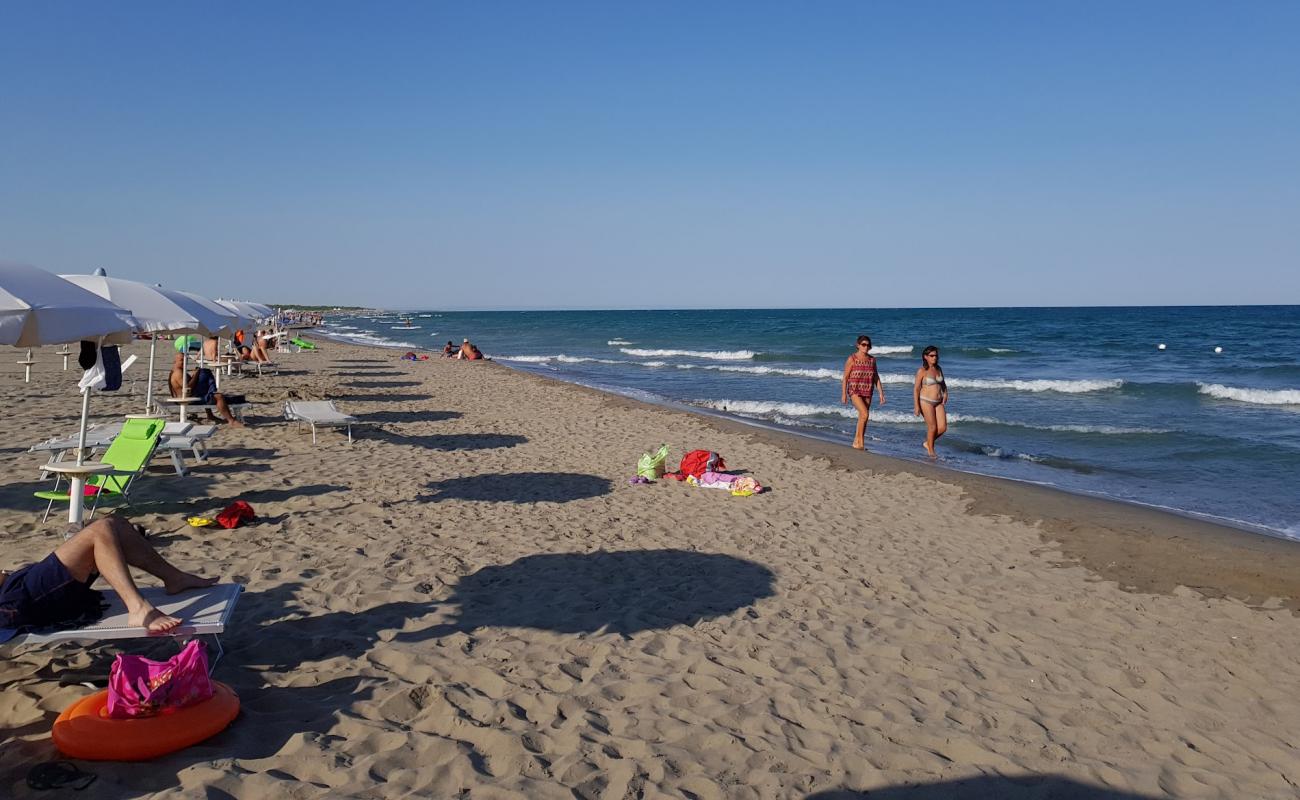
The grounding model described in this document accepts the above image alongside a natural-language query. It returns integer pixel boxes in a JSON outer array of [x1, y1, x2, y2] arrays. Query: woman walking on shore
[[842, 335, 885, 449], [913, 345, 948, 457]]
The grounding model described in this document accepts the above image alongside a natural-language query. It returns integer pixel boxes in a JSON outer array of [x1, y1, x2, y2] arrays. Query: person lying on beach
[[0, 515, 219, 640], [168, 350, 246, 427]]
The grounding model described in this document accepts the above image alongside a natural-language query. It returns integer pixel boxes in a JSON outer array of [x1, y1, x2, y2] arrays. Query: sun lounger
[[236, 360, 278, 377], [34, 418, 164, 523], [284, 399, 362, 443], [2, 583, 242, 671], [33, 421, 218, 478]]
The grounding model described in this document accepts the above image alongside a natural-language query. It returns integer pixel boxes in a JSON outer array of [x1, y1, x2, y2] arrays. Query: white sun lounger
[[33, 421, 218, 478], [284, 400, 362, 444], [2, 583, 242, 671]]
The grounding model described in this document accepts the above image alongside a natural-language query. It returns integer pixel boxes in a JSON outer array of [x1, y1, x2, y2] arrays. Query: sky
[[1, 1, 1298, 310]]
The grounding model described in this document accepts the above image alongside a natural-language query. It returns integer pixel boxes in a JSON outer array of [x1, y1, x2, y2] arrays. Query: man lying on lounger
[[0, 516, 219, 642]]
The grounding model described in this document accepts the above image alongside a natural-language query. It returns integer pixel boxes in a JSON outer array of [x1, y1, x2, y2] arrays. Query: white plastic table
[[43, 461, 114, 526], [163, 396, 199, 422]]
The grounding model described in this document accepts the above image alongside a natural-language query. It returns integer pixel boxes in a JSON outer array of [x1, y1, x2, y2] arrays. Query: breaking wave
[[1197, 384, 1300, 406], [693, 399, 1167, 434], [621, 348, 757, 361], [498, 354, 624, 365]]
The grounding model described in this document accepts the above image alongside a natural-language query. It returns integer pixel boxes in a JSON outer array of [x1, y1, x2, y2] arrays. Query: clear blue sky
[[2, 1, 1297, 309]]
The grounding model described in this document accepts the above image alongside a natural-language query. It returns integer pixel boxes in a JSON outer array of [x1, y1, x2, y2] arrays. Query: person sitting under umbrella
[[168, 343, 245, 427]]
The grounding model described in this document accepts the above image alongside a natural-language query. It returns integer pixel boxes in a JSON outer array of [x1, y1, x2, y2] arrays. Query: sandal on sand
[[27, 761, 97, 791]]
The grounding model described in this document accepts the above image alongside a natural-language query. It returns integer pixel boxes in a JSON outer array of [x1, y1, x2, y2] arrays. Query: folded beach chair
[[2, 583, 242, 672], [284, 399, 362, 444], [34, 418, 164, 523]]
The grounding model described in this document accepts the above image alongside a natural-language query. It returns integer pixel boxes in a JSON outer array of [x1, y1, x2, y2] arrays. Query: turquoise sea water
[[319, 307, 1300, 540]]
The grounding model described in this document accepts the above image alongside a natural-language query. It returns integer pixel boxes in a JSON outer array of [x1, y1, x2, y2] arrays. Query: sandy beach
[[3, 337, 1300, 799]]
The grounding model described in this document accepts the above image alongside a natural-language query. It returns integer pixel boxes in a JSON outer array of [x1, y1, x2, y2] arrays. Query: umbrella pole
[[67, 386, 93, 526], [144, 337, 157, 414]]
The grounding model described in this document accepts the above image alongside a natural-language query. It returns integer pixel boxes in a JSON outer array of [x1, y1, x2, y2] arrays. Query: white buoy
[[1214, 346, 1223, 354], [1157, 343, 1166, 350]]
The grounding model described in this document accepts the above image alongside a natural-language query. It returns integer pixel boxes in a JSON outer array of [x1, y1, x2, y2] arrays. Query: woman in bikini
[[913, 345, 948, 457], [841, 335, 885, 450]]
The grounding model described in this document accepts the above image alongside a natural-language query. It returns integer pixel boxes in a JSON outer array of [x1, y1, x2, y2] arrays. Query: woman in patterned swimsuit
[[841, 334, 886, 450]]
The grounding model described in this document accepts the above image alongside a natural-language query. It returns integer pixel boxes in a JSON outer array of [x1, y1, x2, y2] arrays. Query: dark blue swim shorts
[[0, 553, 104, 643]]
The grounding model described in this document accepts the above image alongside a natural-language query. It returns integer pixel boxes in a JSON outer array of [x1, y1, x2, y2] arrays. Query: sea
[[316, 306, 1300, 541]]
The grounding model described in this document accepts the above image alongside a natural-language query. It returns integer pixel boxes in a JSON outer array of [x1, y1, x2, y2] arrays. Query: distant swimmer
[[842, 334, 885, 450], [913, 345, 949, 458]]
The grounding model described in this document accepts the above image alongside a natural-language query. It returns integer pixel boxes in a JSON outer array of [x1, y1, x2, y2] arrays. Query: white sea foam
[[689, 367, 1118, 394], [869, 345, 913, 355], [642, 361, 667, 367], [695, 399, 1167, 434], [987, 348, 1015, 353], [498, 354, 623, 365], [697, 400, 858, 419], [702, 365, 843, 380], [1197, 383, 1300, 406], [324, 331, 419, 349], [949, 377, 1123, 393], [608, 339, 633, 346], [621, 348, 756, 361]]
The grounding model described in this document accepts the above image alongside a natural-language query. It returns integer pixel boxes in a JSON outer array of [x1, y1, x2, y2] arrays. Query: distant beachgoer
[[1, 515, 219, 639], [458, 338, 474, 359], [468, 344, 484, 361], [913, 345, 948, 457], [842, 334, 885, 450], [442, 341, 456, 357]]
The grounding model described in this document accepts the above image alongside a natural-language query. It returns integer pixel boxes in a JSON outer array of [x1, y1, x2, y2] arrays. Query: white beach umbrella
[[245, 302, 275, 319], [1, 261, 136, 347], [61, 272, 210, 413], [155, 289, 239, 395], [0, 261, 137, 525], [214, 299, 258, 328]]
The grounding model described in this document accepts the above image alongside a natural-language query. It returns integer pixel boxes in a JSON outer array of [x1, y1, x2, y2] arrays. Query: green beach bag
[[637, 444, 670, 479]]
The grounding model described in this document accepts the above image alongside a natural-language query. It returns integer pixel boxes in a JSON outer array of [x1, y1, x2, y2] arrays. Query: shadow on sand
[[330, 393, 433, 403], [352, 409, 462, 424], [418, 472, 610, 503], [375, 431, 527, 452], [417, 549, 776, 637], [807, 776, 1159, 799], [342, 380, 421, 389]]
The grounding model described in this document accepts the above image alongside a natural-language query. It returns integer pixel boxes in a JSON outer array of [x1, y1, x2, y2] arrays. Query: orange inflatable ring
[[53, 681, 239, 761]]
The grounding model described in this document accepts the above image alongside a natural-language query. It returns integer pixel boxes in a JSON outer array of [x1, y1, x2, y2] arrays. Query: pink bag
[[106, 640, 214, 719]]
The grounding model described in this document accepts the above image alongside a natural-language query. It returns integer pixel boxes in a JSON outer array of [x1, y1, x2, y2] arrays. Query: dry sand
[[2, 338, 1300, 799]]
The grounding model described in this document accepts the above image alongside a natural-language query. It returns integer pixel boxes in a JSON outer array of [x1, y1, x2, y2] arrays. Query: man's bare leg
[[213, 395, 246, 427], [53, 517, 217, 632]]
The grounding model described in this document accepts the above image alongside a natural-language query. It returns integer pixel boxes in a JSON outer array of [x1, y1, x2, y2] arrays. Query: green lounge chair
[[289, 337, 316, 350], [35, 418, 164, 523]]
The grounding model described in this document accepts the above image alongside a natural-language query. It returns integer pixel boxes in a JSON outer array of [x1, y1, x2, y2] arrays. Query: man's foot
[[924, 444, 936, 458], [128, 604, 183, 633], [227, 418, 246, 428], [851, 441, 865, 450], [164, 572, 219, 595]]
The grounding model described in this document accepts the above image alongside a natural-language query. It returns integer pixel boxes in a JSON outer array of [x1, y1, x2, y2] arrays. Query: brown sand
[[2, 339, 1299, 798]]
